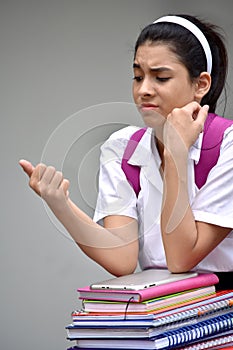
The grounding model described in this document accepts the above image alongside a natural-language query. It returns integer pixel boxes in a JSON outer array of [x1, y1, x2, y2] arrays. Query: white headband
[[153, 16, 212, 74]]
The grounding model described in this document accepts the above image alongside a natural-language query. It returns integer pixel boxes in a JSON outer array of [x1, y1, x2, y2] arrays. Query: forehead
[[134, 42, 182, 67]]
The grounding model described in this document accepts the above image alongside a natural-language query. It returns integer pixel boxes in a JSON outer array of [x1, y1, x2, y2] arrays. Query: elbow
[[167, 264, 192, 274], [107, 260, 138, 277], [166, 257, 197, 274], [165, 243, 203, 273], [105, 242, 139, 277]]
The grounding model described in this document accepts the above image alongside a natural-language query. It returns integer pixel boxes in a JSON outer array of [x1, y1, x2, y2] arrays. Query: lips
[[139, 103, 159, 111], [141, 103, 157, 107]]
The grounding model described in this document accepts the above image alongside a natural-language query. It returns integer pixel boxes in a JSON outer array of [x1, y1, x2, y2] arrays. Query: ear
[[194, 72, 211, 102]]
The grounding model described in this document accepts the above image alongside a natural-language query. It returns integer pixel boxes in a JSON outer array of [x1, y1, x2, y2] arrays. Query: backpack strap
[[121, 128, 147, 197], [194, 113, 233, 188], [122, 115, 233, 195]]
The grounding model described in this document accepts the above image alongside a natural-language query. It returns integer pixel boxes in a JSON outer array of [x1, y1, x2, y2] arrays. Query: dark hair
[[134, 14, 228, 113]]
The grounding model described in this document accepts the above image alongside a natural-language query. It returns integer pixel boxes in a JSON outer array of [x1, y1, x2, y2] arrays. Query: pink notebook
[[78, 273, 219, 302]]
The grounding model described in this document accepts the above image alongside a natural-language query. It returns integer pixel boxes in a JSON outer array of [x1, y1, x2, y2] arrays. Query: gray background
[[1, 1, 233, 349]]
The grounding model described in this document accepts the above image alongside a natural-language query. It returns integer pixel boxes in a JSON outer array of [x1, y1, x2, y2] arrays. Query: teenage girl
[[20, 14, 233, 290]]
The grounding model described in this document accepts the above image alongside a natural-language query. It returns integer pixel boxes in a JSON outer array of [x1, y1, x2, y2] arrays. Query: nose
[[138, 77, 155, 97]]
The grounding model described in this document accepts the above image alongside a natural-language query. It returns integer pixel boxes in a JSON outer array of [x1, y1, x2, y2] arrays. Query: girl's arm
[[160, 103, 231, 272], [19, 160, 139, 276]]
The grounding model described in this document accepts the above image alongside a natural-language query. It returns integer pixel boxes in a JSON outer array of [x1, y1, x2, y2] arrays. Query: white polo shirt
[[93, 125, 233, 272]]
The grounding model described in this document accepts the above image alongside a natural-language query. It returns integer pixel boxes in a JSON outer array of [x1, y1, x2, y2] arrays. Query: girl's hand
[[19, 159, 70, 209], [163, 102, 209, 155]]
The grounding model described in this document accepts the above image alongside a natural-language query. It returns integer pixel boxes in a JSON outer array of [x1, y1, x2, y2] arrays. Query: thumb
[[19, 159, 35, 178]]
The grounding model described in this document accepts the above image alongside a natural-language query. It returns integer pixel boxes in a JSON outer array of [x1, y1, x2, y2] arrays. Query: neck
[[154, 124, 164, 151], [154, 126, 165, 169]]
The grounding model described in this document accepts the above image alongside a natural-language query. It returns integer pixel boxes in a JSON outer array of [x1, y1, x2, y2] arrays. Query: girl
[[20, 14, 233, 290]]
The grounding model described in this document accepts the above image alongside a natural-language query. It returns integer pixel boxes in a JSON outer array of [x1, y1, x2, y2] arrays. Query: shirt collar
[[190, 132, 203, 164], [127, 127, 203, 166], [127, 128, 163, 192], [128, 128, 203, 167], [127, 128, 158, 166]]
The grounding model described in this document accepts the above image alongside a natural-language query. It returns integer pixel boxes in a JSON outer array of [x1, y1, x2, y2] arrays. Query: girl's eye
[[133, 76, 143, 82], [156, 77, 170, 82]]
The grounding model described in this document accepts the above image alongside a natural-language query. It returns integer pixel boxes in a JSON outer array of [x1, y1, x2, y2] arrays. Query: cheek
[[165, 87, 195, 110], [160, 92, 176, 112], [132, 85, 138, 102]]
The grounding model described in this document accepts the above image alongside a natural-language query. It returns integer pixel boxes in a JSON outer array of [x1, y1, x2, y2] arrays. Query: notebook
[[79, 273, 219, 302], [90, 269, 198, 291], [68, 312, 233, 348], [81, 286, 216, 313]]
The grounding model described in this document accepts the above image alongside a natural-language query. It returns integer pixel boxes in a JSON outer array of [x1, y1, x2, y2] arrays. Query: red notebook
[[78, 273, 219, 302]]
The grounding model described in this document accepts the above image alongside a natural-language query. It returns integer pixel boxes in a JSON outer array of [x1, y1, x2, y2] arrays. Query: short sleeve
[[192, 126, 233, 229], [93, 126, 139, 224]]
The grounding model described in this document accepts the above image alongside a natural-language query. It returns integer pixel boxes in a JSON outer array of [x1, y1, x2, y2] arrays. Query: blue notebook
[[68, 312, 233, 349]]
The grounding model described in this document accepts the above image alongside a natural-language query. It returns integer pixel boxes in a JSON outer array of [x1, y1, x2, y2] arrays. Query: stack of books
[[65, 269, 233, 349]]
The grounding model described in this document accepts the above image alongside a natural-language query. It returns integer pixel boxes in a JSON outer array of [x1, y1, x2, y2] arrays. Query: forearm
[[161, 149, 199, 272], [159, 103, 214, 271], [46, 197, 139, 276], [19, 160, 138, 276]]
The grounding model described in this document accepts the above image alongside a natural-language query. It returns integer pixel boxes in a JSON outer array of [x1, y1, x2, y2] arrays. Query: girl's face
[[132, 42, 200, 126]]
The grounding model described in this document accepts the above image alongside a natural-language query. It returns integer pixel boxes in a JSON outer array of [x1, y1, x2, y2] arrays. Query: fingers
[[28, 163, 46, 196], [183, 102, 209, 121], [180, 102, 209, 133], [34, 166, 60, 193], [165, 103, 210, 151], [192, 104, 209, 134], [20, 159, 69, 200], [39, 167, 64, 191], [61, 179, 70, 198], [182, 101, 201, 116], [197, 105, 209, 125], [40, 166, 57, 186]]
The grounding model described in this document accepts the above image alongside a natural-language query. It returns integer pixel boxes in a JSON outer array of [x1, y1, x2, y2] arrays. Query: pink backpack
[[121, 113, 233, 196]]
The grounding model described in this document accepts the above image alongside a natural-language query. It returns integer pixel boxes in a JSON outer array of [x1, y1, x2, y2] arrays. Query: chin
[[141, 110, 166, 128]]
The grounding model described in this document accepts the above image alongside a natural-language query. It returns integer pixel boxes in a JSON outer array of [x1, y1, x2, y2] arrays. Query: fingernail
[[203, 104, 209, 111]]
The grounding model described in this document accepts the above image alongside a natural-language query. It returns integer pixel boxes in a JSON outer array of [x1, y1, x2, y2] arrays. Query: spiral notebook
[[70, 312, 233, 349]]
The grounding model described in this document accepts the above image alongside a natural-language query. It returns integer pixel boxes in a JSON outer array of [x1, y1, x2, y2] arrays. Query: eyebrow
[[133, 63, 172, 72]]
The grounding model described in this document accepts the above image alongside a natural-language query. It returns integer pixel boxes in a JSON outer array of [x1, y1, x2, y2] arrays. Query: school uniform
[[93, 125, 233, 288]]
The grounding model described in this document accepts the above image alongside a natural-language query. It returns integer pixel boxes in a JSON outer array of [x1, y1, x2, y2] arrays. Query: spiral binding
[[154, 312, 233, 349], [156, 298, 233, 327], [181, 334, 233, 349]]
